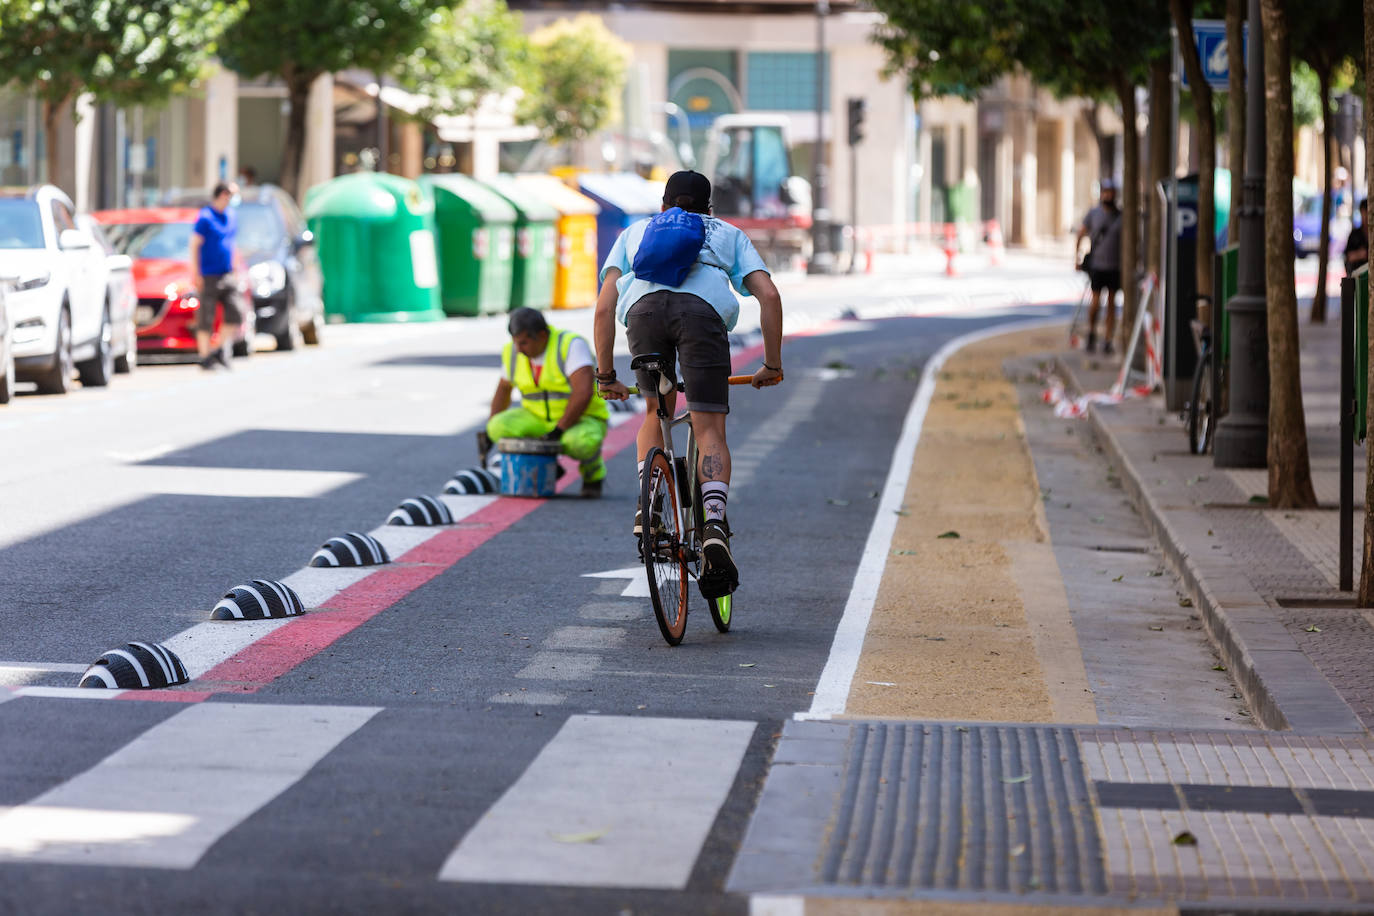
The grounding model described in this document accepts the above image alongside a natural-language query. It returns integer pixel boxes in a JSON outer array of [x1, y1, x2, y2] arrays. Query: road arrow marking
[[582, 566, 649, 598]]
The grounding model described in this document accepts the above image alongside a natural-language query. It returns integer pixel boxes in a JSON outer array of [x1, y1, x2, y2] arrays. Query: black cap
[[663, 170, 711, 213], [508, 307, 547, 337]]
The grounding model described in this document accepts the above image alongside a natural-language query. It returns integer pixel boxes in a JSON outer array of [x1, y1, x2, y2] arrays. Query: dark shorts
[[1088, 268, 1121, 293], [626, 291, 731, 414], [196, 273, 247, 332]]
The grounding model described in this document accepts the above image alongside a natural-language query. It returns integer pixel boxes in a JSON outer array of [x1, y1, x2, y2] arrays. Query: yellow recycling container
[[500, 174, 600, 310]]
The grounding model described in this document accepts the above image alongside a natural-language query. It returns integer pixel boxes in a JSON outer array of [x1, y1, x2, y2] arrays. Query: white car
[[0, 283, 12, 404], [76, 214, 138, 378], [0, 186, 112, 393]]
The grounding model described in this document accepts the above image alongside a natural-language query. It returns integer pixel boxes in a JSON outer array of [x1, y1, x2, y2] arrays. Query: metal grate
[[820, 723, 1107, 895]]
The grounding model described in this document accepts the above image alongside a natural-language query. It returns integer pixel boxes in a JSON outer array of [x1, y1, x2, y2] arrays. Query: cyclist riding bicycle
[[593, 169, 784, 598]]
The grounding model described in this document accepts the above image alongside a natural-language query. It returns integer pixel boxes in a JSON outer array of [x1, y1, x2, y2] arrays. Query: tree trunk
[[42, 97, 66, 192], [279, 71, 316, 200], [1360, 0, 1374, 603], [1146, 59, 1172, 283], [1227, 0, 1246, 247], [1117, 75, 1140, 352], [1260, 0, 1318, 510], [1083, 101, 1113, 178], [1312, 66, 1334, 323], [1172, 0, 1216, 325]]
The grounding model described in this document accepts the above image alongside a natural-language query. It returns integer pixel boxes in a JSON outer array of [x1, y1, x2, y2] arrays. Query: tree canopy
[[519, 14, 630, 144], [394, 0, 530, 121]]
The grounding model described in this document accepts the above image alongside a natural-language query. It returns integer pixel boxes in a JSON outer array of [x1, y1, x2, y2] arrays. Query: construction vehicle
[[701, 114, 811, 269]]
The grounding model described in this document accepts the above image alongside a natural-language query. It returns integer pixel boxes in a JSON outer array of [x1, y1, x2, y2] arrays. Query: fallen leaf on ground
[[895, 509, 911, 517], [1178, 597, 1193, 607], [1305, 624, 1322, 633], [1212, 664, 1227, 671], [1001, 774, 1031, 784], [1009, 844, 1026, 857], [550, 829, 608, 844], [1172, 831, 1198, 846], [739, 663, 756, 668], [1149, 625, 1164, 632], [1248, 494, 1269, 504], [937, 530, 960, 539], [892, 549, 916, 556], [827, 498, 850, 506], [866, 681, 897, 687], [1112, 575, 1124, 582]]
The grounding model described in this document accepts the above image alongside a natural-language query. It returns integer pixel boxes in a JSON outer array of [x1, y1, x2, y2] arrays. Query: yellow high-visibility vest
[[501, 327, 610, 423]]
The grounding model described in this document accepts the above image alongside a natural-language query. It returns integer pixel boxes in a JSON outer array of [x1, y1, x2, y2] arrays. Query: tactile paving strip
[[819, 723, 1108, 895]]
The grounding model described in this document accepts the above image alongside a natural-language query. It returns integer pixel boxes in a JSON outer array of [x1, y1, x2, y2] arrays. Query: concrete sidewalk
[[1056, 315, 1373, 736], [730, 319, 1374, 914]]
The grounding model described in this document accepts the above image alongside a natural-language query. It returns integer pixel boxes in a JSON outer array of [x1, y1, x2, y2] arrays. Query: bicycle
[[626, 353, 781, 646], [1184, 318, 1225, 455]]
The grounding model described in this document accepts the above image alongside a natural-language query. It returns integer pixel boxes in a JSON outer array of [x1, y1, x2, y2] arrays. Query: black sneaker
[[199, 355, 217, 371], [214, 348, 232, 369], [1102, 339, 1115, 356], [580, 478, 603, 499], [698, 519, 738, 599], [1085, 331, 1097, 353]]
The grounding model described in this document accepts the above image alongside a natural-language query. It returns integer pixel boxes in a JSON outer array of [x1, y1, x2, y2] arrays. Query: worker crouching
[[486, 307, 608, 498]]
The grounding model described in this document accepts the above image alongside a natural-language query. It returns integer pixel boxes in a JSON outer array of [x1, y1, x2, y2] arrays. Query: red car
[[90, 208, 254, 359]]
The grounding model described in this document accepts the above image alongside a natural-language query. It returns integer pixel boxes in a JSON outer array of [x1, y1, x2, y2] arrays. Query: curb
[[1053, 354, 1366, 735]]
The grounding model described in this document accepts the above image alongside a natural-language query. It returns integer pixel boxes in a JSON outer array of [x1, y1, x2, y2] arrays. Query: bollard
[[985, 219, 1004, 267]]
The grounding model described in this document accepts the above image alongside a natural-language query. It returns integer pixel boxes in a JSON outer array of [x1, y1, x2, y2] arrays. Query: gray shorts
[[626, 291, 731, 414], [197, 273, 247, 332]]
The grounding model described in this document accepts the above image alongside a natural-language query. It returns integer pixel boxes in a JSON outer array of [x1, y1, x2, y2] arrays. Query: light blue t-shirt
[[600, 215, 769, 331]]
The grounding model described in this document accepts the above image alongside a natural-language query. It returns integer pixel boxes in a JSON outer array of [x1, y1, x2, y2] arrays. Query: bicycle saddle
[[630, 353, 663, 371]]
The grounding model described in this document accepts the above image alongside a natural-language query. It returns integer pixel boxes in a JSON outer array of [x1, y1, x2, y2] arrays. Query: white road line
[[0, 702, 378, 868], [487, 691, 566, 705], [161, 619, 295, 679], [582, 566, 650, 598], [11, 686, 125, 700], [439, 715, 754, 888], [799, 317, 1067, 721], [515, 651, 601, 681], [116, 466, 363, 499], [0, 662, 88, 673]]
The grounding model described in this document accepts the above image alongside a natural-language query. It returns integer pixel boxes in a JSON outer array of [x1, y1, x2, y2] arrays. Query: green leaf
[[937, 530, 960, 539], [1248, 494, 1269, 505], [1172, 831, 1198, 846], [1112, 574, 1124, 582], [1001, 773, 1030, 784], [1305, 624, 1322, 633]]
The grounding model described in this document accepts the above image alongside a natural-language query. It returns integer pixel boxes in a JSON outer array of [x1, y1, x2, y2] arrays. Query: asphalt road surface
[[0, 287, 1071, 913]]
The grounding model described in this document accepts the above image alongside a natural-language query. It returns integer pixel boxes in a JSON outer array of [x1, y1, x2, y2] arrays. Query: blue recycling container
[[577, 173, 664, 267]]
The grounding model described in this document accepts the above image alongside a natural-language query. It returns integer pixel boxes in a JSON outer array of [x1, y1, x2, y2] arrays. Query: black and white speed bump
[[78, 642, 190, 689], [444, 467, 499, 495], [309, 531, 391, 567], [211, 579, 307, 621], [387, 495, 454, 526]]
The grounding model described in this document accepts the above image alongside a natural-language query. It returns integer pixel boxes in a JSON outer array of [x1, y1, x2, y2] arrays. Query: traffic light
[[847, 97, 866, 146]]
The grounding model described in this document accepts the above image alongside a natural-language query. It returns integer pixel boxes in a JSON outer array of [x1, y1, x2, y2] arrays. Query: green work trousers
[[486, 409, 607, 482]]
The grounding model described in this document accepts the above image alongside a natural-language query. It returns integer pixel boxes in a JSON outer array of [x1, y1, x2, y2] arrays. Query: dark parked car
[[170, 185, 324, 350]]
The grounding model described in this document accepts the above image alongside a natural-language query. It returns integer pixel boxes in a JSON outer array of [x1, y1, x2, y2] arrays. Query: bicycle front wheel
[[641, 447, 689, 645]]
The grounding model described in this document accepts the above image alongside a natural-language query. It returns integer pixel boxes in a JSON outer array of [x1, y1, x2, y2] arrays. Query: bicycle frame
[[646, 371, 704, 568]]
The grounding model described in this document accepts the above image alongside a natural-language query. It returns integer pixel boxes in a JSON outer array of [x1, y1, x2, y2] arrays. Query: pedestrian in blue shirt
[[188, 182, 247, 370]]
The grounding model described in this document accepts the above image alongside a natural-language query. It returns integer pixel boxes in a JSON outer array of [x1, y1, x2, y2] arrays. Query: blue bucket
[[498, 438, 561, 497]]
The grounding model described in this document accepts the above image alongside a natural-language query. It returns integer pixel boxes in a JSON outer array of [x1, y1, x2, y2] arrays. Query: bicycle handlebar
[[622, 372, 782, 396]]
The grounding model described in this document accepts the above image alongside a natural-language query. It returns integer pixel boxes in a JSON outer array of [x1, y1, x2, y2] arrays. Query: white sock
[[701, 481, 728, 522]]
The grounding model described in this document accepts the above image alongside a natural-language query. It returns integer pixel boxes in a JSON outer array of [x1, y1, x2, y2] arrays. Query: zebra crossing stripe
[[0, 702, 378, 868], [439, 715, 755, 888]]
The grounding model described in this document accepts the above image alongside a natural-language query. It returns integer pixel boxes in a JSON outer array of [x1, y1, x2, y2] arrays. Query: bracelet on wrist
[[594, 369, 616, 382], [763, 363, 781, 372]]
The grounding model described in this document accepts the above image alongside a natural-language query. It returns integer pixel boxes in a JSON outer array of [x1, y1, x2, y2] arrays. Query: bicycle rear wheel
[[707, 593, 732, 632], [641, 447, 689, 645], [1188, 347, 1214, 455]]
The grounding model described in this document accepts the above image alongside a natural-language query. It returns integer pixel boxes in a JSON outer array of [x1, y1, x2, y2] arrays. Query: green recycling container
[[419, 174, 517, 317], [484, 177, 557, 311], [303, 172, 444, 323]]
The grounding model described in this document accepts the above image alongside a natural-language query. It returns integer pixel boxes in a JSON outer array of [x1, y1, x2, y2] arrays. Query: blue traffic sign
[[1186, 19, 1248, 91]]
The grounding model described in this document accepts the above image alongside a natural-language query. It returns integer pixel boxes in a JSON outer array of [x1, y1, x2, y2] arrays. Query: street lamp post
[[1214, 0, 1268, 467], [809, 0, 834, 275]]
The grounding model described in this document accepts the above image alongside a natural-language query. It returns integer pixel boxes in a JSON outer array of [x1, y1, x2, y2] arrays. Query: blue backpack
[[632, 208, 706, 286]]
